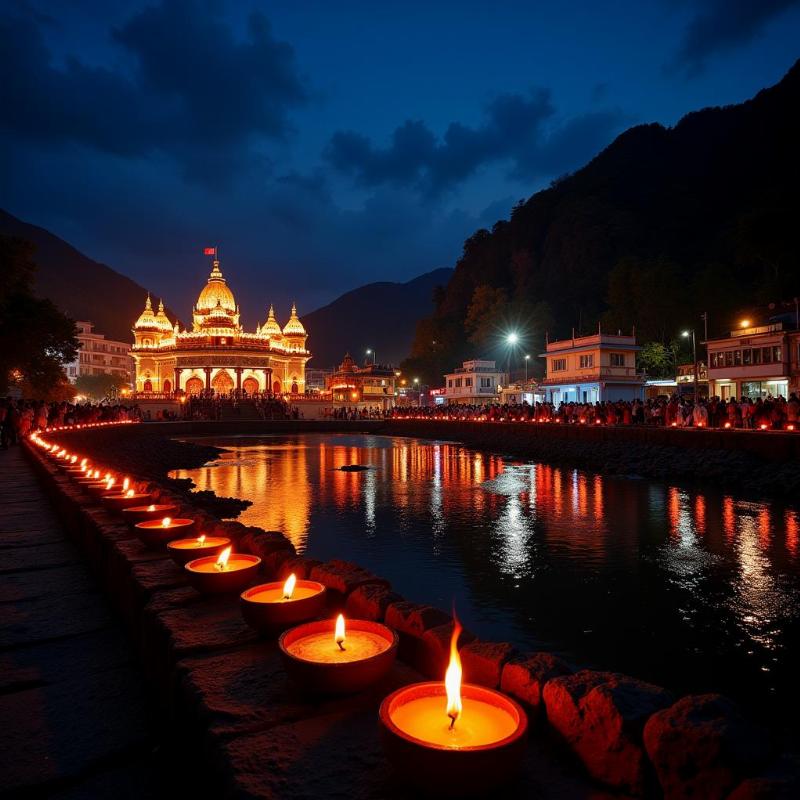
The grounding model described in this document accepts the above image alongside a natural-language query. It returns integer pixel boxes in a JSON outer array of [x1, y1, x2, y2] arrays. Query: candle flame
[[70, 455, 77, 463], [335, 614, 346, 650], [80, 458, 87, 467], [125, 489, 134, 497], [445, 616, 463, 729], [106, 478, 115, 489], [148, 504, 156, 511], [197, 534, 206, 546], [283, 572, 297, 599], [215, 546, 231, 571], [122, 477, 130, 492], [93, 470, 100, 479], [161, 517, 172, 528]]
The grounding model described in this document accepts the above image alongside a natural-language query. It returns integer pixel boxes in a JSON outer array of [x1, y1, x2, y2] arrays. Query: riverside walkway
[[0, 445, 193, 798]]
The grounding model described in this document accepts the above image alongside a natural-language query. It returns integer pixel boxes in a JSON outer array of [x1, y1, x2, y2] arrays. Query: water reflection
[[173, 433, 800, 727]]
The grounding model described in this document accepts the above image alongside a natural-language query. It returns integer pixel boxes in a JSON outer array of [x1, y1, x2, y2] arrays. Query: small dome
[[196, 260, 236, 314], [261, 304, 283, 337], [134, 295, 158, 330], [339, 353, 356, 373], [154, 299, 172, 331], [282, 303, 306, 336]]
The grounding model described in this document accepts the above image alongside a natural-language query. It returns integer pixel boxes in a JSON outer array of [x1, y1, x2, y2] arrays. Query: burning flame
[[445, 616, 463, 730], [161, 517, 172, 527], [335, 614, 346, 650], [106, 478, 116, 490], [215, 546, 231, 571], [283, 573, 297, 599], [197, 534, 206, 546], [122, 477, 130, 492], [80, 458, 87, 467], [125, 489, 134, 497], [70, 455, 77, 463], [147, 504, 156, 512]]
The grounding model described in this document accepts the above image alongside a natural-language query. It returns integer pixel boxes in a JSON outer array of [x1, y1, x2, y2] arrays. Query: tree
[[75, 373, 128, 401], [637, 341, 683, 379], [0, 237, 78, 396], [464, 285, 509, 348]]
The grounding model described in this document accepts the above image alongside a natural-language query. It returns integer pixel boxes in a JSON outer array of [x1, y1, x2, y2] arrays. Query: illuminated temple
[[131, 259, 310, 396]]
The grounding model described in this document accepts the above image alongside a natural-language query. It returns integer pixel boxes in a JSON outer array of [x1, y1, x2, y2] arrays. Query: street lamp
[[524, 354, 530, 384], [366, 348, 376, 365], [505, 332, 519, 384], [413, 377, 420, 408], [682, 329, 697, 392]]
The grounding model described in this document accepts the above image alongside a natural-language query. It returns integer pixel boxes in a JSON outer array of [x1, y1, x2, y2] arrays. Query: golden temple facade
[[131, 259, 310, 396]]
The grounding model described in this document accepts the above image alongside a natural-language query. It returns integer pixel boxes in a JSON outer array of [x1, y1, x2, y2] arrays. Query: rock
[[543, 670, 673, 795], [345, 584, 403, 622], [384, 601, 450, 638], [501, 652, 572, 715], [461, 641, 517, 688], [277, 556, 322, 581], [728, 777, 798, 800], [309, 561, 389, 601], [643, 694, 772, 800], [419, 621, 478, 679]]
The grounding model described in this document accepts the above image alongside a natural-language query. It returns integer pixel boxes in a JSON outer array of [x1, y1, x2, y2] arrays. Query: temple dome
[[261, 305, 283, 337], [282, 303, 306, 336], [154, 299, 172, 331], [134, 295, 158, 330], [196, 260, 236, 314]]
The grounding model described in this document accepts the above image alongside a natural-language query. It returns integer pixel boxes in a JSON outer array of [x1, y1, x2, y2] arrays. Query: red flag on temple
[[203, 246, 216, 255]]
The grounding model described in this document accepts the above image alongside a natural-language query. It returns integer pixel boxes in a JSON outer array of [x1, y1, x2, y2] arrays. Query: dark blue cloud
[[0, 0, 306, 183], [671, 0, 800, 76], [323, 89, 625, 195]]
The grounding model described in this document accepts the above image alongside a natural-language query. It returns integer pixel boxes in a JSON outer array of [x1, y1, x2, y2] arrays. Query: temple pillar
[[174, 367, 182, 395], [235, 367, 242, 394], [204, 367, 212, 392], [264, 368, 273, 395]]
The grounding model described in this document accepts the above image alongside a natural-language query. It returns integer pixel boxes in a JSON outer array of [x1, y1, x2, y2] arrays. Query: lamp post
[[524, 354, 530, 384], [413, 377, 420, 408], [366, 348, 376, 365], [682, 329, 697, 394], [506, 332, 518, 385]]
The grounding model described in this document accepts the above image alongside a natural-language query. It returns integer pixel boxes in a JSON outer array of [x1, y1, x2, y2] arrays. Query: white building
[[443, 360, 506, 404], [66, 321, 134, 386]]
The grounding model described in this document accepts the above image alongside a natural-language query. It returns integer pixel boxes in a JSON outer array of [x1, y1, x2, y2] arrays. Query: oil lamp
[[104, 487, 152, 511], [185, 546, 261, 594], [122, 503, 179, 524], [379, 618, 528, 795], [135, 516, 195, 549], [167, 533, 231, 565], [241, 572, 327, 634], [279, 613, 398, 694], [724, 422, 732, 429]]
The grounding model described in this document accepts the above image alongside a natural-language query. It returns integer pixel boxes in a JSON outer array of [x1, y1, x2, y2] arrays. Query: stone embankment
[[25, 421, 800, 798]]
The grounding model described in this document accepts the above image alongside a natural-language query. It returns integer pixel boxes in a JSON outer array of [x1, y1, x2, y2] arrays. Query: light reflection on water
[[172, 433, 800, 726]]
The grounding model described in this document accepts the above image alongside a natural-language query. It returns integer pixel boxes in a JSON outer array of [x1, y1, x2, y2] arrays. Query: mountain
[[0, 209, 173, 342], [304, 268, 453, 369], [404, 60, 800, 383]]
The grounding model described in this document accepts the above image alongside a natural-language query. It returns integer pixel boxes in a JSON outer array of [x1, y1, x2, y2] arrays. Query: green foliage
[[465, 286, 509, 348], [75, 372, 128, 401], [0, 236, 78, 395], [638, 341, 678, 379]]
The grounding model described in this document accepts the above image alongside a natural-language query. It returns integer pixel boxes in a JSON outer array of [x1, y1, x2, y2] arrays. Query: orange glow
[[215, 546, 232, 571], [147, 504, 156, 511], [125, 489, 134, 497], [760, 424, 768, 431], [787, 424, 795, 432], [445, 616, 463, 729], [197, 534, 206, 546], [161, 517, 172, 528], [740, 319, 750, 328], [283, 573, 297, 599], [724, 422, 731, 429], [335, 613, 346, 649], [122, 477, 130, 492]]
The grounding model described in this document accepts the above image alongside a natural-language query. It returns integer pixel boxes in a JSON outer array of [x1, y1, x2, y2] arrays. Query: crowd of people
[[0, 398, 138, 448], [180, 393, 294, 420], [389, 394, 800, 430], [325, 405, 387, 420]]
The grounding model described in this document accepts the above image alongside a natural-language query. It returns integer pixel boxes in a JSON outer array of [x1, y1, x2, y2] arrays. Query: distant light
[[366, 349, 372, 354], [740, 319, 750, 328], [681, 330, 690, 338], [507, 332, 519, 345], [413, 377, 420, 384], [525, 354, 530, 360]]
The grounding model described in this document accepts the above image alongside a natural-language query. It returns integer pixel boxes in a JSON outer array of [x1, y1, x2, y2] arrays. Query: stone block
[[500, 652, 572, 716], [309, 561, 389, 603], [461, 641, 517, 688], [643, 694, 772, 800], [277, 556, 322, 581], [345, 584, 403, 622], [544, 670, 673, 795], [418, 621, 477, 679]]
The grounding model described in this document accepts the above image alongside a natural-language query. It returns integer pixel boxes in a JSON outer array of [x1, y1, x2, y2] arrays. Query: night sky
[[2, 0, 799, 320]]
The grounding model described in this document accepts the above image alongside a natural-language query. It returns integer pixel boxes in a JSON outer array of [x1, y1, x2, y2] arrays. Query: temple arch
[[143, 379, 153, 392], [273, 380, 282, 395], [185, 377, 203, 395], [163, 378, 171, 394], [212, 369, 234, 395], [242, 376, 259, 395]]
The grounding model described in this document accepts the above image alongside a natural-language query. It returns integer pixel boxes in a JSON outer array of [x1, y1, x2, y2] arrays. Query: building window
[[480, 377, 492, 388], [773, 346, 782, 363], [579, 355, 594, 369], [734, 350, 742, 366], [610, 353, 624, 367], [724, 351, 734, 367], [752, 348, 762, 365], [448, 379, 453, 388], [551, 358, 567, 372], [465, 377, 472, 386], [742, 348, 752, 365], [762, 347, 772, 364], [455, 378, 462, 388]]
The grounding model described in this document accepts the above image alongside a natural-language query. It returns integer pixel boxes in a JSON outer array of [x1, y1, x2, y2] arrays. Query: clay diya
[[135, 516, 195, 549], [122, 503, 179, 524], [104, 488, 152, 511], [167, 533, 231, 565], [240, 573, 327, 634], [379, 619, 527, 796], [185, 547, 260, 594], [279, 614, 398, 694]]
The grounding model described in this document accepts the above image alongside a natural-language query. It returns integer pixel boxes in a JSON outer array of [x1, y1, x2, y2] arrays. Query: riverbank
[[25, 420, 799, 798]]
